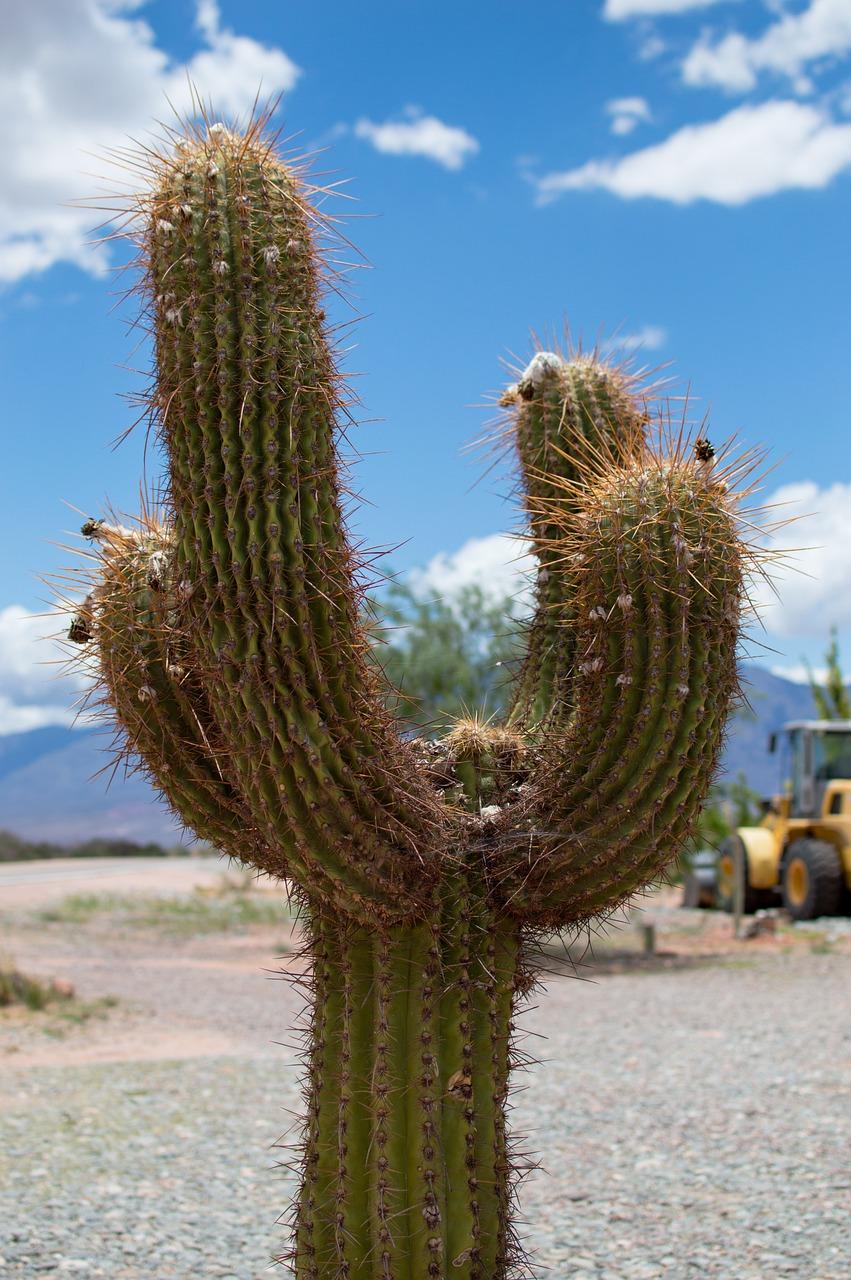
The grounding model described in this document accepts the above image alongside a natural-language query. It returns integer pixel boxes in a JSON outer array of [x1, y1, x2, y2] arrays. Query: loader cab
[[771, 721, 851, 818]]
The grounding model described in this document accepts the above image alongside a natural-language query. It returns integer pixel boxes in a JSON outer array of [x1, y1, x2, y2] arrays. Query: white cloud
[[0, 606, 85, 734], [409, 534, 534, 607], [683, 0, 851, 93], [0, 1, 300, 284], [606, 96, 652, 136], [770, 664, 827, 686], [0, 694, 74, 735], [534, 101, 851, 206], [605, 0, 732, 18], [749, 481, 851, 641], [639, 34, 668, 61], [354, 110, 479, 170], [403, 475, 851, 652], [603, 324, 668, 353]]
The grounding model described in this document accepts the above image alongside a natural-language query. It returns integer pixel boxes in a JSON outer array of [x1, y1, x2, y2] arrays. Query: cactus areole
[[68, 119, 755, 1277]]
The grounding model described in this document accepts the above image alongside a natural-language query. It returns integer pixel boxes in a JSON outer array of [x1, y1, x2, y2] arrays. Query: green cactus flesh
[[68, 121, 754, 1277], [298, 884, 520, 1277], [502, 353, 646, 732]]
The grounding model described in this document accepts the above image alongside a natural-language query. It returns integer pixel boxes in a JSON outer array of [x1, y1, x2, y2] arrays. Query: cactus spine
[[68, 118, 755, 1277]]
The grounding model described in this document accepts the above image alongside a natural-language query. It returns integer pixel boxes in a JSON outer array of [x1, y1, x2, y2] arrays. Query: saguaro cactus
[[67, 118, 756, 1277]]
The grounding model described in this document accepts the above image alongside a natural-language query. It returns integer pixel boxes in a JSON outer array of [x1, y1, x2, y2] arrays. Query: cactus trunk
[[295, 890, 520, 1279]]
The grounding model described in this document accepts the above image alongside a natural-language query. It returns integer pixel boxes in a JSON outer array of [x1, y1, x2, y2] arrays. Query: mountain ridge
[[0, 663, 826, 843]]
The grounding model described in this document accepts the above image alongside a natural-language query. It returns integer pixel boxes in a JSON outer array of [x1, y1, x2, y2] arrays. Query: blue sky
[[2, 0, 851, 729]]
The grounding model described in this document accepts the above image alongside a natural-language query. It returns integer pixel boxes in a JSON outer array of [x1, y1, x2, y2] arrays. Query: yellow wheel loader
[[717, 721, 851, 921]]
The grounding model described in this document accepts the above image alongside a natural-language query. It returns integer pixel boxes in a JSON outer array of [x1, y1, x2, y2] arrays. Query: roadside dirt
[[2, 860, 848, 1072]]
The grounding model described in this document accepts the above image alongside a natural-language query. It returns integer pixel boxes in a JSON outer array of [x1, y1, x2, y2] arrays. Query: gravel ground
[[1, 905, 850, 1278]]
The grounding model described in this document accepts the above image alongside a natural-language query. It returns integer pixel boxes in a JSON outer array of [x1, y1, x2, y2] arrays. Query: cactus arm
[[501, 445, 744, 925], [77, 522, 371, 910], [82, 522, 258, 858], [143, 127, 443, 921], [502, 353, 646, 730]]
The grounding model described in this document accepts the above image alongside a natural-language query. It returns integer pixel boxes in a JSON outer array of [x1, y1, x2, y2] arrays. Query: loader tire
[[717, 834, 772, 915], [782, 838, 844, 921]]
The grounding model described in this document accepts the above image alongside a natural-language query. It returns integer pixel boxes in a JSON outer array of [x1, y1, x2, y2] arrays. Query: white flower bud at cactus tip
[[520, 351, 563, 387]]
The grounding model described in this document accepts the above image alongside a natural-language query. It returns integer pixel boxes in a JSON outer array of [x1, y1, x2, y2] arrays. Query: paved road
[[0, 854, 273, 909]]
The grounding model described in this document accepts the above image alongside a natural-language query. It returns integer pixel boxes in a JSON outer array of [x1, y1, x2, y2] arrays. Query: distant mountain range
[[725, 664, 818, 796], [0, 724, 182, 844], [0, 664, 826, 844]]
